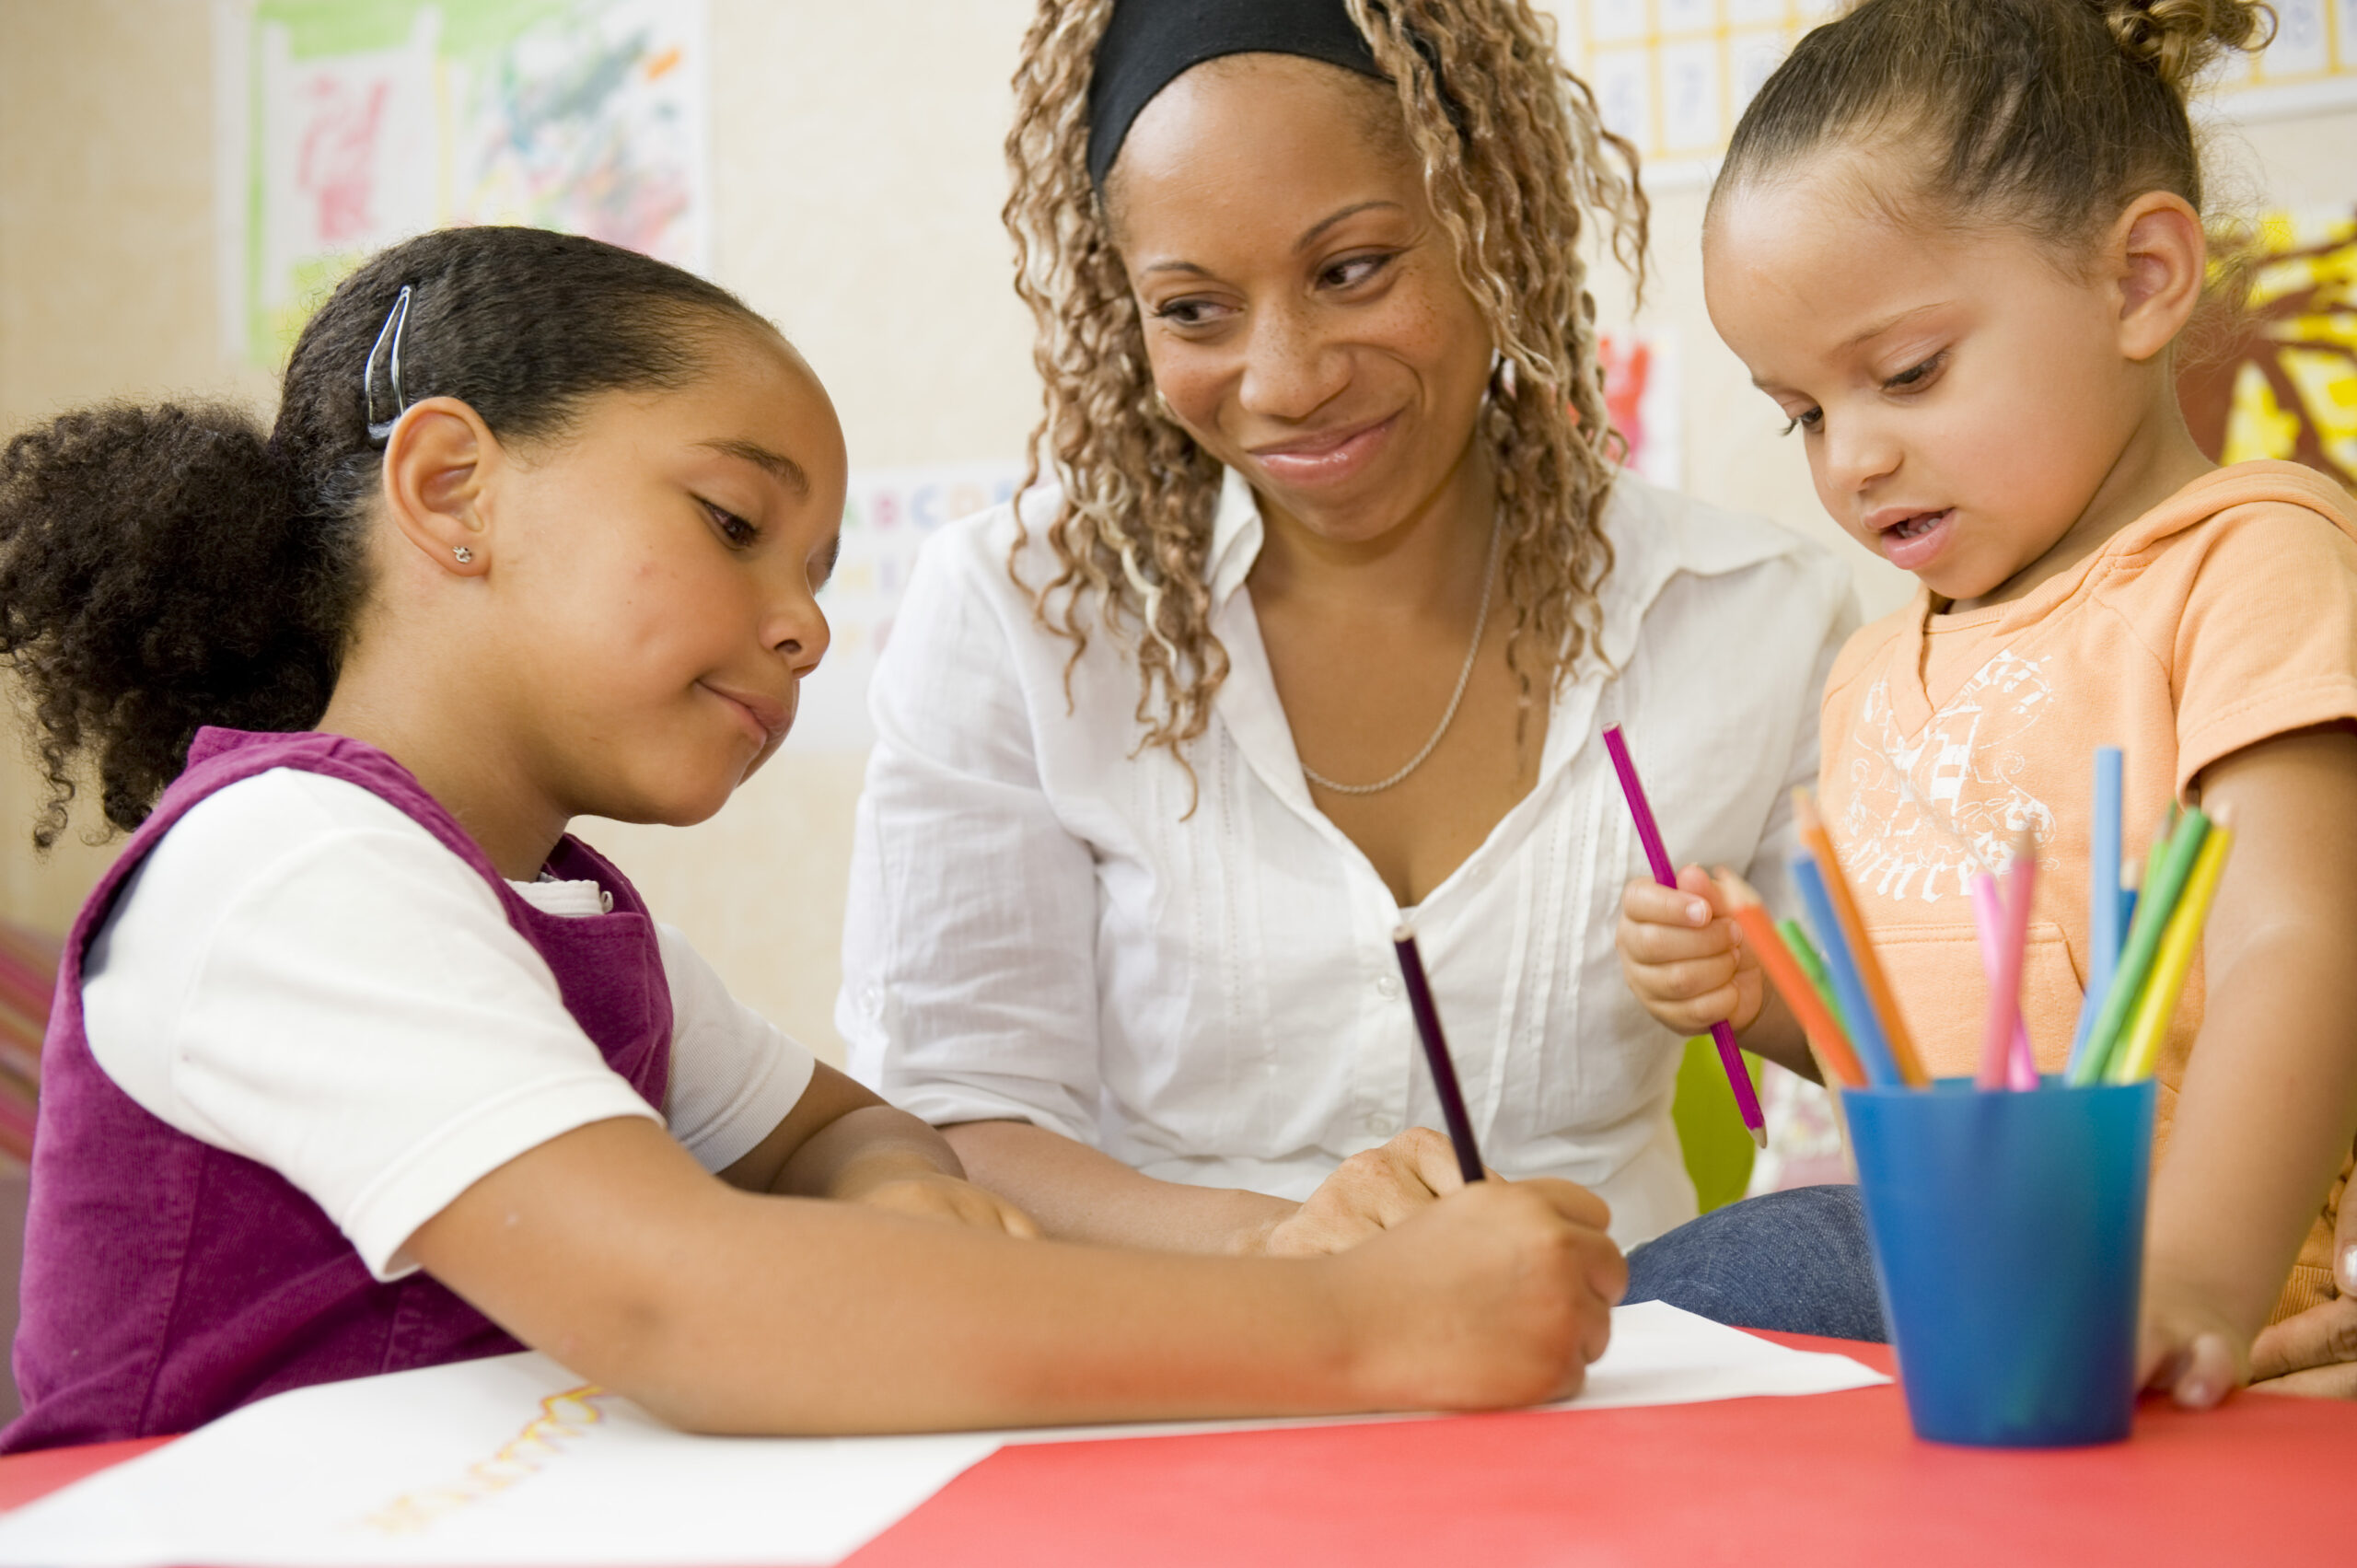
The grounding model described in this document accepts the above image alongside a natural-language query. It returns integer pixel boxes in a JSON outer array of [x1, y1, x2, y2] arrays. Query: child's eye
[[1781, 408, 1822, 437], [702, 500, 759, 548], [1884, 353, 1946, 392]]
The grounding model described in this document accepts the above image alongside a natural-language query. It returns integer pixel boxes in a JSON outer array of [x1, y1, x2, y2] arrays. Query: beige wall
[[4, 1, 2353, 1064]]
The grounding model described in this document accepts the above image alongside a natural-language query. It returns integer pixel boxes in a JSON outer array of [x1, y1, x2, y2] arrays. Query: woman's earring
[[452, 545, 474, 564]]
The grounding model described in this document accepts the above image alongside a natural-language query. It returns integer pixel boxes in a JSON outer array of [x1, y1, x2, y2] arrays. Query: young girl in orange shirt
[[1620, 0, 2357, 1404]]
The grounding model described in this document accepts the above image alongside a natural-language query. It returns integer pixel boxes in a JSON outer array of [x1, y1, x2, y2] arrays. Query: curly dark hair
[[0, 225, 772, 849], [1004, 0, 1646, 765]]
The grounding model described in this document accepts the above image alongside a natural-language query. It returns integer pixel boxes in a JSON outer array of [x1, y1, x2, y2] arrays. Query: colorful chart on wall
[[2180, 208, 2357, 492], [789, 462, 1029, 752], [213, 0, 709, 366], [1554, 0, 2357, 186]]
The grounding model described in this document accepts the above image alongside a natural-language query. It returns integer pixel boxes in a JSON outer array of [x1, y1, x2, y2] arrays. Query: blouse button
[[1374, 973, 1400, 1001], [862, 981, 885, 1017], [1365, 1113, 1398, 1135]]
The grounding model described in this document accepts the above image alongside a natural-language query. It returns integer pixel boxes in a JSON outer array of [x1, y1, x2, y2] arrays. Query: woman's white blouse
[[841, 470, 1856, 1248]]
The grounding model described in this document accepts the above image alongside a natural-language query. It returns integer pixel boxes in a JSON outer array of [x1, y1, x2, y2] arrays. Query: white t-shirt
[[81, 768, 815, 1281], [843, 470, 1855, 1249]]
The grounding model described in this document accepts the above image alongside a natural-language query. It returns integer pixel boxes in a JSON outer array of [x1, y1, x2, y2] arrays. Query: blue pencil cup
[[1845, 1076, 2155, 1447]]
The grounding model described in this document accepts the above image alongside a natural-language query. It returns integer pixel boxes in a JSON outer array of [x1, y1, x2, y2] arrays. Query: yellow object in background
[[2185, 209, 2357, 494]]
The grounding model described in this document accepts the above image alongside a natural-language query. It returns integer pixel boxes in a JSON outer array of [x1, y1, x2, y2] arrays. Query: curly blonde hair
[[1002, 0, 1647, 761]]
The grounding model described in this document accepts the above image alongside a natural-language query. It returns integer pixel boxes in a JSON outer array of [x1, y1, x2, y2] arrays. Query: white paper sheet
[[0, 1302, 1885, 1568]]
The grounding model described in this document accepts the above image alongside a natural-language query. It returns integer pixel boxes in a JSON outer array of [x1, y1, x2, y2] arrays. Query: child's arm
[[404, 1117, 1625, 1434], [2139, 727, 2357, 1407], [718, 1062, 1037, 1237], [1616, 866, 1817, 1078]]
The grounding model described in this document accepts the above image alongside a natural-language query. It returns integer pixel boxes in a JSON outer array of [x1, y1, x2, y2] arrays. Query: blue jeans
[[1622, 1183, 1887, 1342]]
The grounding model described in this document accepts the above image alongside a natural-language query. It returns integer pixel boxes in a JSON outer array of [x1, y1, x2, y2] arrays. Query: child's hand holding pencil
[[1615, 865, 1769, 1041]]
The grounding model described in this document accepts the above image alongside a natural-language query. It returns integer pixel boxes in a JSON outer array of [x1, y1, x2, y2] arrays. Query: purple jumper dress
[[3, 727, 673, 1453]]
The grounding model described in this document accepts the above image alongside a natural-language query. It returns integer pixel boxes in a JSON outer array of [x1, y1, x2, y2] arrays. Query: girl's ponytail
[[1, 226, 772, 849], [0, 402, 351, 849], [2098, 1, 2275, 92]]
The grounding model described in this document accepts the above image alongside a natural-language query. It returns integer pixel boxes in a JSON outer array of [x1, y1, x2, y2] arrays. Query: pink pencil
[[1973, 833, 2039, 1091]]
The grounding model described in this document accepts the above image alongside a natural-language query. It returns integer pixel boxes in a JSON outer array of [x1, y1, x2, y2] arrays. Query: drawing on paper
[[363, 1383, 615, 1535]]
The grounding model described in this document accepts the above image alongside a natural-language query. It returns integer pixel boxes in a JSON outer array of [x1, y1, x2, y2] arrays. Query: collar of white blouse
[[1199, 464, 1797, 923]]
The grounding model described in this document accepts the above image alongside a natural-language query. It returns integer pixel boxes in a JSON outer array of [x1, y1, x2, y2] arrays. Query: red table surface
[[3, 1335, 2351, 1566]]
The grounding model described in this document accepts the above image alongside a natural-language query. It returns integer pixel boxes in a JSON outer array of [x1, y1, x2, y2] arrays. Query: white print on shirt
[[1836, 652, 2056, 904]]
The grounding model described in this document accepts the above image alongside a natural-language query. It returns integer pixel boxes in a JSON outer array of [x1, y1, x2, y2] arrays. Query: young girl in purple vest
[[0, 226, 1622, 1450]]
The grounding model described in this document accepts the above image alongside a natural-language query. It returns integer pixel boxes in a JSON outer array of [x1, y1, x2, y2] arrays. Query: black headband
[[1086, 0, 1384, 191]]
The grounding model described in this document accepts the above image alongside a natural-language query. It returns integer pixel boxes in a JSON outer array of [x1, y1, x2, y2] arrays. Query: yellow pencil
[[2108, 819, 2234, 1084]]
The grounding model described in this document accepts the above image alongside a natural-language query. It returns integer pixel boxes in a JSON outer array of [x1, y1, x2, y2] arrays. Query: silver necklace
[[1301, 517, 1503, 796]]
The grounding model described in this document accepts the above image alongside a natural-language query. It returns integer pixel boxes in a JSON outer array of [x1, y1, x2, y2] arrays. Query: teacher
[[842, 0, 1852, 1267]]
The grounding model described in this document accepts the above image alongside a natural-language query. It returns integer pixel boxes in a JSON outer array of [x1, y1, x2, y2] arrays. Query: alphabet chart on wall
[[1553, 0, 2357, 188]]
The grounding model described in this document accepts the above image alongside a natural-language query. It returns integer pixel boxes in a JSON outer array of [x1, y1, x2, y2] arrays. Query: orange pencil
[[1718, 872, 1868, 1089], [1792, 790, 1929, 1086]]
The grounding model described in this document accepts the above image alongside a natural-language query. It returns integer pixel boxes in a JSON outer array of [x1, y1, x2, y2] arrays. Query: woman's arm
[[718, 1063, 1036, 1236], [945, 1118, 1486, 1256], [2139, 727, 2357, 1405], [404, 1117, 1624, 1434], [944, 1119, 1294, 1251]]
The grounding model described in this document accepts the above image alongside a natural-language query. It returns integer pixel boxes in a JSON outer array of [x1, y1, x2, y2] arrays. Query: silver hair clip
[[363, 285, 414, 442]]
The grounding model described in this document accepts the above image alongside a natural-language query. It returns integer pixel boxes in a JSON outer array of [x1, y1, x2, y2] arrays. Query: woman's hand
[[1616, 865, 1765, 1037], [833, 1163, 1041, 1238], [1331, 1177, 1626, 1410], [1250, 1128, 1498, 1257], [724, 1063, 1039, 1237], [2248, 1170, 2357, 1398]]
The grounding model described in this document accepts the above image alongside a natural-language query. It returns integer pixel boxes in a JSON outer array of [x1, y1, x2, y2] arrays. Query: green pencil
[[1778, 917, 1849, 1035], [2070, 807, 2211, 1084]]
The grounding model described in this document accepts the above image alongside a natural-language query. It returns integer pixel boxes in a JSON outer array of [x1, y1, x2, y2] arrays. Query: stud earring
[[452, 546, 474, 564]]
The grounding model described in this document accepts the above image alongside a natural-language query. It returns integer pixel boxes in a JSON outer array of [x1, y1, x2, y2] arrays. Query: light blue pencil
[[2065, 748, 2123, 1076], [1790, 854, 1903, 1087]]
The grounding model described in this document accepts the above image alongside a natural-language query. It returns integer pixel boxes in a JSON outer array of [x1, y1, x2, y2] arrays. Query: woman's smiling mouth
[[1247, 412, 1399, 490]]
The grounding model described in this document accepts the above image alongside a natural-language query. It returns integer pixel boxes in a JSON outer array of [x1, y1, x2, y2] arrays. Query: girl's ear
[[2109, 192, 2205, 365], [379, 396, 499, 576]]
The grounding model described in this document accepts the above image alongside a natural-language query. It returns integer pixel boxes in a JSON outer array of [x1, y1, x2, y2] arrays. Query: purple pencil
[[1602, 725, 1769, 1149], [1391, 928, 1485, 1186]]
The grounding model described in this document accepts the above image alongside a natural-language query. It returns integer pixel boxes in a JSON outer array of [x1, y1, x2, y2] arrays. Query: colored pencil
[[2070, 828, 2162, 1077], [1792, 791, 1929, 1086], [1602, 725, 1767, 1148], [1391, 927, 1484, 1185], [1777, 916, 1847, 1033], [2067, 748, 2124, 1072], [1721, 874, 1867, 1089], [2108, 819, 2235, 1084], [1971, 832, 2038, 1091], [1789, 853, 1903, 1086], [2070, 807, 2212, 1084]]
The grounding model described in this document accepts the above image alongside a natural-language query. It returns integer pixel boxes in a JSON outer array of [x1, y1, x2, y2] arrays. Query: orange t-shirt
[[1818, 460, 2357, 1320]]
